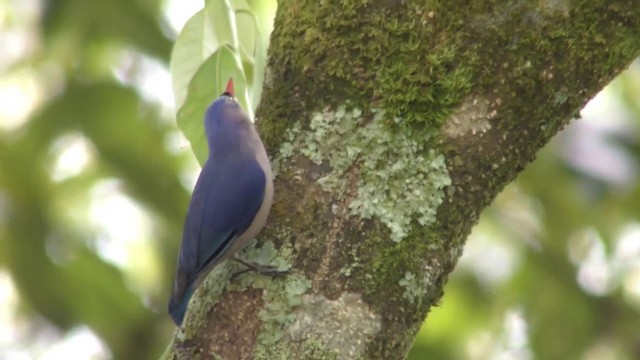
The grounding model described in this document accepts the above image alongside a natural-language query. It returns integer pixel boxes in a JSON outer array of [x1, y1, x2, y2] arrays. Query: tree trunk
[[167, 1, 640, 359]]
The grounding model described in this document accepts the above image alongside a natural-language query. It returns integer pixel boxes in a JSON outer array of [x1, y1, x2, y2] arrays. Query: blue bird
[[168, 79, 274, 325]]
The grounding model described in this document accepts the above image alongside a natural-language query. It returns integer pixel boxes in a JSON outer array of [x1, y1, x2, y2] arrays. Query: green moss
[[464, 0, 640, 135], [259, 0, 475, 151], [355, 223, 444, 302]]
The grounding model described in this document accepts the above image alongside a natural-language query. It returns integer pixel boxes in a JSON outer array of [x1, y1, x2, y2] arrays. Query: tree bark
[[168, 1, 640, 359]]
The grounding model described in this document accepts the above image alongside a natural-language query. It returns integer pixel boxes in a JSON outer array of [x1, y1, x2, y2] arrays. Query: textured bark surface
[[167, 1, 640, 359]]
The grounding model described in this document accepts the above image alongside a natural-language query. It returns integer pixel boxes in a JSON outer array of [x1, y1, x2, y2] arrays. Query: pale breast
[[222, 127, 274, 258]]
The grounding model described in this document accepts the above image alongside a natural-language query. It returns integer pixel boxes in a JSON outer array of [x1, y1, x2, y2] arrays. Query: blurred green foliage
[[1, 0, 182, 358], [0, 1, 639, 359]]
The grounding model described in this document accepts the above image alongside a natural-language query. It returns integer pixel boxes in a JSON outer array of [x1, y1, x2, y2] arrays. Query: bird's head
[[204, 78, 253, 143]]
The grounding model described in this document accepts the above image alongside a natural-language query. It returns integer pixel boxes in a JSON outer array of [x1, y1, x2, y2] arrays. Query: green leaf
[[177, 46, 249, 165], [170, 10, 209, 111], [171, 0, 235, 111], [171, 0, 239, 109], [234, 8, 266, 111], [244, 0, 277, 108], [203, 0, 237, 48], [172, 0, 277, 163]]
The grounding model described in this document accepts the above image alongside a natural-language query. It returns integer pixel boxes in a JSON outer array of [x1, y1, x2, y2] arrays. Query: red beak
[[225, 78, 234, 97]]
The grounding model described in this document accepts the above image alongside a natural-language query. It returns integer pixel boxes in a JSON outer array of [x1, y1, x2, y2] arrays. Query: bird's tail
[[168, 284, 195, 325]]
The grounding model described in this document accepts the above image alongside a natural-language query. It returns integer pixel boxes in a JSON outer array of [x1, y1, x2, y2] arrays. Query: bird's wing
[[171, 156, 266, 302]]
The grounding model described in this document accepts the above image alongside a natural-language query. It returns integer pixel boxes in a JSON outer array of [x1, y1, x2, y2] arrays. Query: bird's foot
[[231, 257, 289, 281]]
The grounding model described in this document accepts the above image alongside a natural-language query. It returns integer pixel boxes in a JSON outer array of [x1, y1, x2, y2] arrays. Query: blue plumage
[[168, 80, 273, 325]]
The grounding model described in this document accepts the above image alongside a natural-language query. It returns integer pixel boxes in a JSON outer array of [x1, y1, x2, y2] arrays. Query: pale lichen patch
[[289, 292, 382, 360], [442, 96, 494, 139], [285, 104, 451, 242], [176, 238, 315, 360], [398, 271, 426, 305], [232, 241, 314, 359]]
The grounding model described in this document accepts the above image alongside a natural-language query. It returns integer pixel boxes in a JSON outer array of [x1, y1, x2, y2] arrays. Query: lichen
[[232, 241, 314, 360], [398, 269, 436, 305], [289, 293, 382, 360], [272, 121, 302, 177], [254, 276, 312, 348], [176, 238, 315, 359], [299, 339, 339, 360], [282, 104, 451, 242], [339, 248, 362, 277], [442, 96, 494, 138]]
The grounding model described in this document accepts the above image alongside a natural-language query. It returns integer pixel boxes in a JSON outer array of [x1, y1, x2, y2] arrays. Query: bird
[[168, 79, 274, 325]]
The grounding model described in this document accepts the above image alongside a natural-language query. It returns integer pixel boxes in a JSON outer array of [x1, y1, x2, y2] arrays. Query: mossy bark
[[168, 1, 640, 359]]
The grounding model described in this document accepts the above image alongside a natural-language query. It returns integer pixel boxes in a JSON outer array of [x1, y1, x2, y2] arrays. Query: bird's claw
[[231, 257, 289, 281]]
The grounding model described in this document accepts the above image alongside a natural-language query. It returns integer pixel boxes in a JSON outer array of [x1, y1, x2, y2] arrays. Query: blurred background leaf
[[0, 0, 193, 358], [0, 1, 638, 359], [176, 45, 248, 165]]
